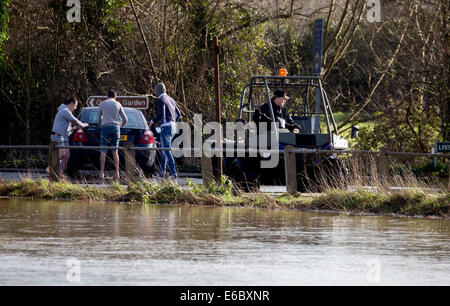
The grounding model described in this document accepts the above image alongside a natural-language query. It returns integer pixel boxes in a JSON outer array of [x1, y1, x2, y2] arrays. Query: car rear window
[[123, 112, 144, 129], [81, 109, 146, 129]]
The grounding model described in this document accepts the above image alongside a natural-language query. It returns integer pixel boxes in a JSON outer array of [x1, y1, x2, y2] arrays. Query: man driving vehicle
[[254, 90, 301, 132]]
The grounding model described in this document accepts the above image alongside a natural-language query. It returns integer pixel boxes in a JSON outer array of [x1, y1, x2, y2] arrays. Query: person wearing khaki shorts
[[48, 97, 89, 179]]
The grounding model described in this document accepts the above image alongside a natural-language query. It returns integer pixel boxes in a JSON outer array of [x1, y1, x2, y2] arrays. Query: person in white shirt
[[98, 89, 128, 180]]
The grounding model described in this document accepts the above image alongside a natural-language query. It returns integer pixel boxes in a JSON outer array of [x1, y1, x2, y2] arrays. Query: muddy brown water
[[0, 198, 448, 285]]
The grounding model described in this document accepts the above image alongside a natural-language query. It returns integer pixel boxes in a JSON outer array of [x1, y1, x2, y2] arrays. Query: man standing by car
[[98, 89, 128, 180], [49, 97, 89, 179], [149, 82, 181, 178]]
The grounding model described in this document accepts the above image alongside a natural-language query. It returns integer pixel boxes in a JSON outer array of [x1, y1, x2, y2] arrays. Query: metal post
[[214, 36, 223, 179], [49, 142, 59, 182], [433, 142, 437, 168], [201, 156, 214, 186], [284, 145, 297, 193], [318, 80, 332, 145], [312, 19, 324, 134], [263, 77, 279, 136], [124, 142, 137, 182]]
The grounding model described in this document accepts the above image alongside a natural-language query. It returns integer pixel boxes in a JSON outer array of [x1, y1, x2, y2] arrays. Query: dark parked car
[[66, 107, 157, 177]]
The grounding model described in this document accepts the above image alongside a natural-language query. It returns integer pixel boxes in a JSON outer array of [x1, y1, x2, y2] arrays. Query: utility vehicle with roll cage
[[221, 70, 349, 191]]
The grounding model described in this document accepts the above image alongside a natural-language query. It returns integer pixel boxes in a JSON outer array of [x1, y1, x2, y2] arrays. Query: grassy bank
[[0, 178, 448, 218]]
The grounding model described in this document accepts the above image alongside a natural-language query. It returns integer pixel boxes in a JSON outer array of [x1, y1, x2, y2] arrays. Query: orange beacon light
[[278, 68, 288, 77]]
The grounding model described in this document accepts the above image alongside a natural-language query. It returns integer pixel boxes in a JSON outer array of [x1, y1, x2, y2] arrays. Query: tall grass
[[303, 153, 449, 194], [0, 177, 128, 201], [311, 188, 449, 216]]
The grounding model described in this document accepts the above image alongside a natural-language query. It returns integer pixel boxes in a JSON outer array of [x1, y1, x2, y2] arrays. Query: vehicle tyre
[[326, 157, 349, 188], [66, 156, 80, 178], [296, 156, 348, 192], [141, 164, 157, 177], [226, 158, 260, 192], [136, 149, 157, 178]]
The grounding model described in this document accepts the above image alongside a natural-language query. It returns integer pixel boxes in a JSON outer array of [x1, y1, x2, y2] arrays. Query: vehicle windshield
[[241, 87, 311, 123], [81, 109, 145, 129]]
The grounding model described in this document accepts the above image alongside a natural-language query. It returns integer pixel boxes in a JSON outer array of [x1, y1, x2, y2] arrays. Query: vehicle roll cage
[[237, 75, 338, 138]]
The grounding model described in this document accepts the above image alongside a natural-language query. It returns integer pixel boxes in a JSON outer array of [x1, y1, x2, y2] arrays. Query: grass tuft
[[310, 188, 449, 217]]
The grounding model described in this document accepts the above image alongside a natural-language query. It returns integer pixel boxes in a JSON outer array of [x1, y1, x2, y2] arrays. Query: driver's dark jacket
[[255, 99, 296, 129]]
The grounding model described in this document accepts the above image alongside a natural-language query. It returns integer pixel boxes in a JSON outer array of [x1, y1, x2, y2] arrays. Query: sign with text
[[86, 96, 149, 109], [435, 142, 450, 153], [312, 18, 324, 75]]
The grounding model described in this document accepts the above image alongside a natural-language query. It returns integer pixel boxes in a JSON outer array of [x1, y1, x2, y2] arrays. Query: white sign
[[86, 96, 150, 109]]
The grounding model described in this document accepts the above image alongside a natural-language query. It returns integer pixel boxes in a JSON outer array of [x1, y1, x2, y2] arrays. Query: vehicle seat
[[293, 116, 312, 133]]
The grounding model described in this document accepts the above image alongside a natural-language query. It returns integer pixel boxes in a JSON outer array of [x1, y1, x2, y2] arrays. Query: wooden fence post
[[284, 145, 297, 193], [124, 142, 137, 181], [49, 142, 59, 182], [379, 147, 390, 185], [201, 156, 214, 186], [353, 152, 361, 186]]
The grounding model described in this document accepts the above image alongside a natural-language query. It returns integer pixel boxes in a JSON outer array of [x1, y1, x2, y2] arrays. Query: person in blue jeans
[[98, 89, 128, 180], [149, 83, 181, 178]]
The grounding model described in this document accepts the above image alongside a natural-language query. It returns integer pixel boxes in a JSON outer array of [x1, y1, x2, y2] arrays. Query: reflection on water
[[0, 198, 448, 285]]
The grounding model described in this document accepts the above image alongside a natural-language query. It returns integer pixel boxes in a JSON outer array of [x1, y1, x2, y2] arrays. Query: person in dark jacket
[[149, 83, 181, 178], [254, 90, 300, 131]]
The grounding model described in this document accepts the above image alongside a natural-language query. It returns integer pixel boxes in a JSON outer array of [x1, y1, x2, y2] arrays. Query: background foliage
[[0, 0, 448, 153]]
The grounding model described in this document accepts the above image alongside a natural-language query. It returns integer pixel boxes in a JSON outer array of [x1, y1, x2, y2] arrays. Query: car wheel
[[140, 164, 157, 177], [66, 156, 80, 178], [296, 156, 348, 192], [226, 158, 260, 192]]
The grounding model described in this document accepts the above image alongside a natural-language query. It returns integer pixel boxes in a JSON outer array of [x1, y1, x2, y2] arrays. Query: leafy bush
[[186, 175, 235, 196], [0, 157, 47, 169], [413, 161, 449, 179], [204, 175, 234, 196], [313, 188, 449, 217]]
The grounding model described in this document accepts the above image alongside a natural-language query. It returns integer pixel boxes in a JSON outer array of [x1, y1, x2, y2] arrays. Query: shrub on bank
[[0, 157, 48, 169], [412, 161, 449, 180], [126, 180, 182, 204], [0, 178, 126, 201], [312, 188, 449, 216]]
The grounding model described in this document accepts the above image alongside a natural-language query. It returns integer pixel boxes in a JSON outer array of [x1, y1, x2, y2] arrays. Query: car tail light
[[139, 130, 154, 144], [73, 128, 88, 142]]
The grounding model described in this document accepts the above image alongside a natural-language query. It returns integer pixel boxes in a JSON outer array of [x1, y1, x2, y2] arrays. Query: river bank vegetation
[[0, 178, 448, 218]]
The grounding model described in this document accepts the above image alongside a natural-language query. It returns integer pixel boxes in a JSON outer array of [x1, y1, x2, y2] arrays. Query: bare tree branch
[[130, 0, 160, 84]]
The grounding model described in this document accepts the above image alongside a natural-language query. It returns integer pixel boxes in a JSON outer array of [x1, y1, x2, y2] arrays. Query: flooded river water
[[0, 198, 448, 285]]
